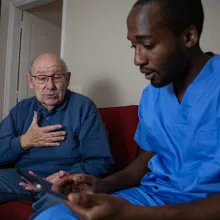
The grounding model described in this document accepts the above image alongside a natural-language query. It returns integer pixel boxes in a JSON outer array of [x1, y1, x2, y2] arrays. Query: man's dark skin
[[128, 2, 210, 102], [28, 2, 220, 219]]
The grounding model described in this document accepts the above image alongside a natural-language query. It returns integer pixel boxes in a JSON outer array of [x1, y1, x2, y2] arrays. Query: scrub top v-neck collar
[[163, 57, 214, 125]]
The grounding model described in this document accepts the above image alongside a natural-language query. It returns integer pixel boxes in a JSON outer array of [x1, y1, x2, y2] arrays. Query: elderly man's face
[[26, 55, 71, 111]]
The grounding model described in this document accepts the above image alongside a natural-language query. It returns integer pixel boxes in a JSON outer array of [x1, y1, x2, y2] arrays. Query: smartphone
[[17, 167, 68, 200]]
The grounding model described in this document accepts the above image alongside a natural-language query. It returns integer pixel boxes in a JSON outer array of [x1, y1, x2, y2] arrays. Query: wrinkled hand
[[52, 174, 107, 196], [19, 171, 40, 191], [19, 170, 69, 192], [46, 170, 70, 184], [64, 193, 131, 220], [20, 111, 66, 150]]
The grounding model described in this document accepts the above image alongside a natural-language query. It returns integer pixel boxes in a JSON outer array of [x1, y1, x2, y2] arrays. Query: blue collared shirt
[[0, 90, 113, 177]]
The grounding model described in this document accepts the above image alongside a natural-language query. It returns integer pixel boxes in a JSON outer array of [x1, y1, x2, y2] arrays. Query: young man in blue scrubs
[[0, 53, 113, 219], [34, 0, 220, 219]]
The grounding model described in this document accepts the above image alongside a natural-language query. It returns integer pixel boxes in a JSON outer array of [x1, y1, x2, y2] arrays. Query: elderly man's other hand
[[46, 170, 70, 184], [64, 193, 131, 220], [19, 170, 70, 192], [20, 111, 66, 150]]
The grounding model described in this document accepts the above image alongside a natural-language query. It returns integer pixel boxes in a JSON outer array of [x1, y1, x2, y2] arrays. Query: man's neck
[[173, 50, 211, 102], [42, 104, 56, 112]]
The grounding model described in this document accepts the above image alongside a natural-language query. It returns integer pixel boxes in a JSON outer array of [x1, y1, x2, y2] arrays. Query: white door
[[17, 11, 61, 102]]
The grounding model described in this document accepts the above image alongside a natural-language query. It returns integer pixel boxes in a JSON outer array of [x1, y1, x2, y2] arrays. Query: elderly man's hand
[[63, 193, 132, 220], [20, 111, 66, 150], [19, 170, 69, 192], [46, 170, 70, 184]]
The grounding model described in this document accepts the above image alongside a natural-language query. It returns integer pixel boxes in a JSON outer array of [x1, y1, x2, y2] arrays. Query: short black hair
[[206, 51, 215, 57], [132, 0, 204, 38]]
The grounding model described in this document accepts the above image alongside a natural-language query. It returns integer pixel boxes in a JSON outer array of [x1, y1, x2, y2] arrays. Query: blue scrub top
[[135, 55, 220, 203]]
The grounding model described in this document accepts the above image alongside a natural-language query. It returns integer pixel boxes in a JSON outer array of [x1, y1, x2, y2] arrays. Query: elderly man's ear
[[66, 72, 71, 87], [26, 73, 34, 89]]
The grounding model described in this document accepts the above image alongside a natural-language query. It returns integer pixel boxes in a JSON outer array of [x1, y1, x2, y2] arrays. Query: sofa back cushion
[[99, 105, 139, 171]]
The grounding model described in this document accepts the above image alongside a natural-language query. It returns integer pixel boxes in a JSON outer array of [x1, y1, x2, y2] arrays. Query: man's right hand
[[64, 193, 132, 220], [52, 174, 108, 196], [20, 111, 66, 150]]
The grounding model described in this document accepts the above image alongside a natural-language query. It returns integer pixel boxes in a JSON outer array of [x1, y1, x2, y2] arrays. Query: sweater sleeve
[[68, 110, 114, 177], [0, 110, 24, 165]]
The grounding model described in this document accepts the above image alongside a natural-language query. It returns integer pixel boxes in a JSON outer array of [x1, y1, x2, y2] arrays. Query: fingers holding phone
[[19, 171, 40, 192], [17, 168, 68, 200]]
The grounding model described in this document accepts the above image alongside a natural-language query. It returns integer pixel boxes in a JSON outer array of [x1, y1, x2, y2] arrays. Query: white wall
[[64, 0, 147, 107], [200, 0, 220, 53]]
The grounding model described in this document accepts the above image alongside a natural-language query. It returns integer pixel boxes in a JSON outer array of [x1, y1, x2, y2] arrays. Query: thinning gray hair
[[29, 56, 69, 74]]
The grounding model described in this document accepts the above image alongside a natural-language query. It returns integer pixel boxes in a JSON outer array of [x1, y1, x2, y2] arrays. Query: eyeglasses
[[30, 74, 66, 84]]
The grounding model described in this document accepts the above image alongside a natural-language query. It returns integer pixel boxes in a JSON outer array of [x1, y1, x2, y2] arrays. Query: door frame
[[3, 0, 66, 117]]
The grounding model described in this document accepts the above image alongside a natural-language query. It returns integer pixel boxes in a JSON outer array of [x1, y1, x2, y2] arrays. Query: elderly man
[[0, 53, 113, 218]]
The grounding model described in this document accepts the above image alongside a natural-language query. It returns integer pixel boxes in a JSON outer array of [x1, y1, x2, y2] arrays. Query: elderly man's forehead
[[33, 65, 64, 74], [32, 53, 62, 67]]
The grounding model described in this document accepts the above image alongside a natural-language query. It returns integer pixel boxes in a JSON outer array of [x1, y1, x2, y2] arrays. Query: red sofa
[[0, 105, 139, 220]]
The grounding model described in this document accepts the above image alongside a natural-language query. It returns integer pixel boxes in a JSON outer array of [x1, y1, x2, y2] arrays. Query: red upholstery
[[99, 105, 139, 171], [0, 201, 33, 220], [0, 105, 139, 220]]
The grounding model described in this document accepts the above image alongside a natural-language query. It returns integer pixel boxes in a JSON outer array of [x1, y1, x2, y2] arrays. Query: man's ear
[[181, 25, 199, 49], [66, 72, 71, 87], [26, 73, 34, 89]]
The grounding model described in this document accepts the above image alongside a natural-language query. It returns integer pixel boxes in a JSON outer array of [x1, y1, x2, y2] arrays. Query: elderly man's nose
[[46, 77, 56, 88]]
